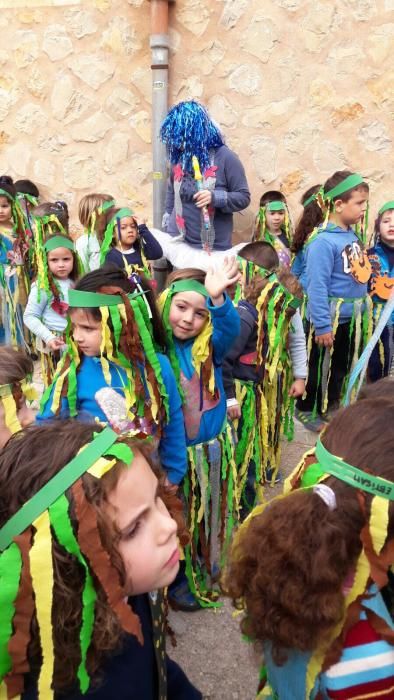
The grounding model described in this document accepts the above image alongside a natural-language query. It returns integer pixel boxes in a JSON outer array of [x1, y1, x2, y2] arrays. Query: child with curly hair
[[225, 395, 394, 699], [0, 420, 202, 699]]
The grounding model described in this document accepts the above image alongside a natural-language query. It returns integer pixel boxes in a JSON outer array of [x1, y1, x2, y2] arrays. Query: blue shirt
[[174, 294, 240, 445], [305, 224, 370, 334], [38, 353, 187, 484]]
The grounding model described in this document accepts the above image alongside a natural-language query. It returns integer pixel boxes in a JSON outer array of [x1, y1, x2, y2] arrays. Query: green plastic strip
[[324, 173, 364, 201], [109, 207, 134, 225], [170, 279, 208, 298], [68, 288, 144, 308], [104, 442, 133, 464], [0, 427, 118, 552], [0, 188, 13, 202], [49, 495, 96, 693], [303, 193, 317, 208], [44, 235, 74, 253], [0, 542, 22, 678], [315, 438, 394, 500], [266, 200, 286, 212], [378, 201, 394, 216]]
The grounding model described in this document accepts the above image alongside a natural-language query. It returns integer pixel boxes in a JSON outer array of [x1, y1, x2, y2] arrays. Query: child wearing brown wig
[[223, 242, 306, 506], [0, 345, 35, 448], [225, 396, 394, 699], [0, 420, 202, 699]]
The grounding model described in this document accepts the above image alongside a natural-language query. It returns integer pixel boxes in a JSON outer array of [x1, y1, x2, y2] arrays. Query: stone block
[[175, 76, 204, 101], [15, 103, 47, 134], [50, 73, 92, 124], [228, 64, 262, 96], [101, 16, 142, 55], [313, 140, 347, 173], [5, 143, 31, 176], [358, 122, 392, 154], [366, 23, 394, 64], [65, 9, 98, 38], [331, 103, 364, 127], [71, 110, 114, 143], [207, 94, 238, 130], [219, 0, 249, 30], [14, 30, 39, 69], [129, 110, 151, 143], [26, 66, 47, 98], [249, 136, 278, 183], [177, 0, 211, 37], [104, 132, 129, 173], [340, 0, 377, 21], [106, 85, 139, 117], [241, 13, 278, 63], [68, 53, 115, 90], [42, 25, 73, 62], [63, 155, 96, 189], [367, 72, 394, 118], [33, 159, 56, 187]]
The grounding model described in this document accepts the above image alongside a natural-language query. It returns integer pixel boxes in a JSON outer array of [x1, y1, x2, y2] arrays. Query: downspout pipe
[[149, 0, 174, 291]]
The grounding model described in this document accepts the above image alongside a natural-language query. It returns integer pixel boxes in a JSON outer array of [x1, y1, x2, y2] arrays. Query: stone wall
[[1, 0, 392, 240]]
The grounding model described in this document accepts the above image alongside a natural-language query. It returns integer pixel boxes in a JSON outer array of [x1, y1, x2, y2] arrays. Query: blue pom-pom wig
[[160, 100, 224, 173]]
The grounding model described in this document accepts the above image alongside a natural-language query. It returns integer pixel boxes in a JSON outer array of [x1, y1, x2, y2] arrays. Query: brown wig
[[32, 201, 69, 232], [74, 263, 167, 351], [166, 267, 206, 286], [14, 180, 39, 199], [259, 190, 287, 208], [238, 242, 279, 271], [243, 268, 302, 311], [0, 420, 188, 692], [224, 398, 394, 665], [291, 184, 322, 254]]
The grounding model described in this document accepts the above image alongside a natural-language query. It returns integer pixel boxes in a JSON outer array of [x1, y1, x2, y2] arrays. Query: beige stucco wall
[[0, 0, 393, 239]]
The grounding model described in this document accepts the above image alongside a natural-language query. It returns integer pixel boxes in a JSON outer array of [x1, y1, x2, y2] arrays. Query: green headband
[[17, 193, 38, 206], [44, 235, 74, 253], [0, 427, 127, 552], [0, 188, 14, 202], [110, 207, 135, 225], [169, 279, 209, 298], [68, 288, 144, 308], [315, 438, 394, 501], [378, 201, 394, 216], [324, 173, 365, 201], [97, 199, 115, 215], [266, 201, 286, 212], [303, 193, 319, 208]]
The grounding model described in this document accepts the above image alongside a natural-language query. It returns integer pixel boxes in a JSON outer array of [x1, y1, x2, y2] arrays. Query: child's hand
[[315, 332, 334, 348], [289, 379, 305, 397], [47, 337, 65, 351], [193, 190, 212, 208], [205, 256, 241, 306], [227, 402, 241, 420]]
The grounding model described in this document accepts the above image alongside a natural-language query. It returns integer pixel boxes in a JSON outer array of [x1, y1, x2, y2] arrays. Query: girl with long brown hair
[[225, 395, 394, 699], [0, 420, 201, 699]]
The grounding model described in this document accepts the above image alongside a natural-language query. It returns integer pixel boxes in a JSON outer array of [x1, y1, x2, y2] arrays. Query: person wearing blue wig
[[160, 101, 250, 253]]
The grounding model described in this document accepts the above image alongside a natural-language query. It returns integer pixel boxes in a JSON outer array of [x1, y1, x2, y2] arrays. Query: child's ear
[[334, 199, 344, 213]]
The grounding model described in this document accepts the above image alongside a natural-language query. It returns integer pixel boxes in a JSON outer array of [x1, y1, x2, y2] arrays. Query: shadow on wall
[[233, 208, 255, 245]]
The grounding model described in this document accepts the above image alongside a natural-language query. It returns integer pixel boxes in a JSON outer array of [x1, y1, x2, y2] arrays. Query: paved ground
[[168, 421, 317, 699]]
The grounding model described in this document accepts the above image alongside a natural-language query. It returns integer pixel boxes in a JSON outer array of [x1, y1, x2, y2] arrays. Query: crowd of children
[[0, 101, 392, 698]]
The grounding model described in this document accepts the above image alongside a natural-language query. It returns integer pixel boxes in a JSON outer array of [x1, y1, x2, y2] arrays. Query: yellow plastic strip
[[369, 495, 389, 556], [30, 511, 54, 698], [2, 395, 21, 434]]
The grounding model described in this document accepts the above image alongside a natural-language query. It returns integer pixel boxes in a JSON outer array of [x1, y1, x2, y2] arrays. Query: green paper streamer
[[0, 542, 23, 679], [49, 495, 97, 693], [104, 443, 133, 465]]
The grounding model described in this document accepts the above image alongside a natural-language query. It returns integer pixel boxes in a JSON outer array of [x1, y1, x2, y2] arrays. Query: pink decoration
[[51, 299, 69, 317], [203, 165, 218, 179], [173, 164, 184, 182], [176, 214, 185, 231]]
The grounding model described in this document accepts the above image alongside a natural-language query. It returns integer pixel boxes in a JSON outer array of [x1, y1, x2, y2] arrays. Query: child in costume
[[101, 206, 162, 278], [0, 176, 32, 348], [14, 179, 40, 236], [224, 396, 394, 700], [296, 171, 372, 431], [160, 100, 250, 252], [0, 345, 36, 447], [77, 192, 114, 272], [159, 258, 241, 608], [367, 201, 394, 381], [0, 419, 202, 699], [252, 190, 292, 268], [291, 184, 322, 291], [38, 264, 187, 488], [223, 242, 307, 508], [23, 232, 78, 387]]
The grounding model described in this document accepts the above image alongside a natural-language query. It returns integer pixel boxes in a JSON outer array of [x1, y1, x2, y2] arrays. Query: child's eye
[[196, 311, 207, 318], [123, 521, 141, 540]]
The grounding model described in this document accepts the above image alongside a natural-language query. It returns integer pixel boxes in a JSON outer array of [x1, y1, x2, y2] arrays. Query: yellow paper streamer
[[2, 395, 21, 434], [30, 511, 55, 699]]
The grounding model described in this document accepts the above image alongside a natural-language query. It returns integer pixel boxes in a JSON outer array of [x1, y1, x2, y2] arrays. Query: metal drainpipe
[[149, 0, 174, 291]]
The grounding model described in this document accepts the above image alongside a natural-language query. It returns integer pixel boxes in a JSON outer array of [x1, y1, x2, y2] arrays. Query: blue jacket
[[38, 353, 187, 484], [105, 224, 163, 270], [305, 224, 369, 334], [174, 294, 240, 445], [368, 242, 394, 325]]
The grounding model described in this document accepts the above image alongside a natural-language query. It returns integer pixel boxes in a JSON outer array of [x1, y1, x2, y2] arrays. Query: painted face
[[168, 290, 209, 340], [334, 189, 369, 227], [106, 451, 179, 595], [0, 196, 12, 225], [265, 208, 285, 234], [70, 308, 102, 357], [379, 209, 394, 247], [47, 247, 74, 280], [117, 217, 138, 248], [0, 396, 35, 448]]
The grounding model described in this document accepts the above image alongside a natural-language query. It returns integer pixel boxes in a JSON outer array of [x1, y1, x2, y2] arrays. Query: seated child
[[38, 264, 187, 488], [367, 201, 394, 381], [0, 345, 36, 447], [252, 190, 292, 267], [101, 206, 163, 278], [159, 258, 241, 608], [223, 242, 306, 508], [291, 184, 322, 291], [224, 396, 394, 700], [24, 231, 78, 386], [77, 192, 114, 272], [0, 419, 202, 699]]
